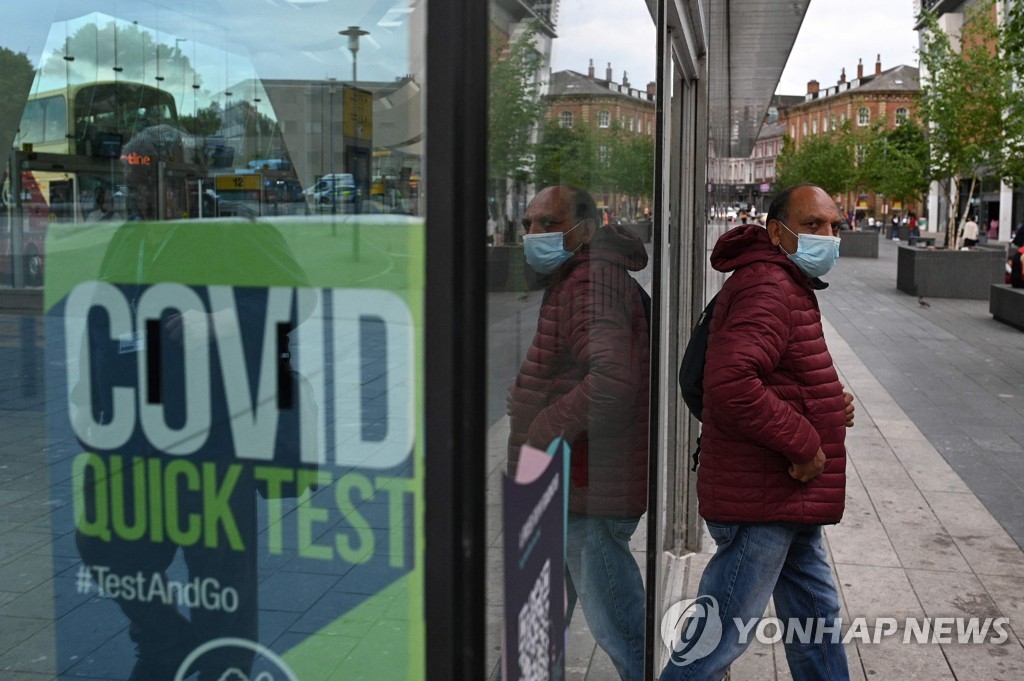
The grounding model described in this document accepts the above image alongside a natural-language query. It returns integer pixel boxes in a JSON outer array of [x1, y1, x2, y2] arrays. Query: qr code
[[517, 559, 551, 681]]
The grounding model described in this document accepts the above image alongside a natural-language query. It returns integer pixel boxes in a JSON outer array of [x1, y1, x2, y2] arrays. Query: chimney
[[807, 79, 820, 95], [622, 71, 629, 88], [588, 59, 594, 79], [647, 81, 657, 97], [875, 54, 882, 76], [857, 58, 863, 80], [606, 62, 613, 81], [839, 67, 846, 85]]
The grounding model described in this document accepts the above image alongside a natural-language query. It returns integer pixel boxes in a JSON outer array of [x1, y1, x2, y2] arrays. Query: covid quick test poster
[[44, 218, 424, 680]]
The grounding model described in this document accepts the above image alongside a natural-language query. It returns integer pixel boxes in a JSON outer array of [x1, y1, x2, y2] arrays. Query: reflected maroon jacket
[[507, 224, 650, 518], [698, 224, 847, 524]]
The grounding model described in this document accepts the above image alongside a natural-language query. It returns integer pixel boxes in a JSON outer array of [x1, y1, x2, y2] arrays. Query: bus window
[[73, 83, 177, 156], [18, 95, 67, 147]]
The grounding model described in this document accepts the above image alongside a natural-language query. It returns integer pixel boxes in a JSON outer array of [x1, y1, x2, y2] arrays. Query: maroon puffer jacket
[[507, 223, 650, 518], [698, 224, 847, 524]]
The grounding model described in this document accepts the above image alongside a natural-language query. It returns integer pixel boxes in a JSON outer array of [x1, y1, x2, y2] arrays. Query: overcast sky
[[551, 0, 920, 96]]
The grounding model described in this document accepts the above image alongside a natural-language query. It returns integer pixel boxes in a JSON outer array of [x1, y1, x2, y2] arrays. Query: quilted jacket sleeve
[[526, 262, 645, 448], [703, 266, 821, 465]]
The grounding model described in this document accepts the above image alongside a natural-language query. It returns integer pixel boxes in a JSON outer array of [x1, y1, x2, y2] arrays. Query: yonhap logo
[[661, 596, 724, 666]]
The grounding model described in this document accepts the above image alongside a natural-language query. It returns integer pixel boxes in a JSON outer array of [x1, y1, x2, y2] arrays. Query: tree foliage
[[488, 22, 545, 185], [41, 21, 201, 92], [533, 119, 602, 189], [0, 48, 36, 154], [775, 125, 856, 196], [857, 119, 931, 211], [917, 0, 1024, 239], [607, 131, 654, 210]]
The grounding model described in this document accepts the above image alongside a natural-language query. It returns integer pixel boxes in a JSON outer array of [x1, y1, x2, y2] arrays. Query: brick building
[[708, 94, 799, 215], [780, 56, 921, 220], [544, 62, 656, 218]]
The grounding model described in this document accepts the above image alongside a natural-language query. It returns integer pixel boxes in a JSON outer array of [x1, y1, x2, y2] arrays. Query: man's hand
[[844, 391, 855, 428], [789, 448, 826, 483]]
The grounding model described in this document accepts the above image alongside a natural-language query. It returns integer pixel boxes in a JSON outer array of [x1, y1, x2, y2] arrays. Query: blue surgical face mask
[[778, 220, 840, 278], [523, 220, 586, 274]]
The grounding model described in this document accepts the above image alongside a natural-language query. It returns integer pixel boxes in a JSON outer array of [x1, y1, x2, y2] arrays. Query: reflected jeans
[[566, 514, 645, 681], [660, 522, 849, 681]]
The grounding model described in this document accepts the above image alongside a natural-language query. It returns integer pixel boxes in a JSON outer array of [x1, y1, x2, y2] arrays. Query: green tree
[[858, 120, 930, 218], [488, 22, 546, 239], [179, 103, 223, 137], [41, 20, 201, 93], [775, 125, 855, 197], [917, 0, 1024, 245], [0, 47, 36, 154], [607, 129, 654, 219], [533, 119, 602, 189]]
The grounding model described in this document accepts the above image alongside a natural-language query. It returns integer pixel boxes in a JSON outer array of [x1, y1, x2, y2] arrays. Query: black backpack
[[677, 292, 720, 470]]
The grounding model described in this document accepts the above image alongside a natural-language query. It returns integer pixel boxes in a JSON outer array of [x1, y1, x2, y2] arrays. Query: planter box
[[624, 221, 652, 243], [897, 245, 1007, 299], [487, 244, 546, 292], [839, 230, 878, 258], [990, 284, 1024, 330]]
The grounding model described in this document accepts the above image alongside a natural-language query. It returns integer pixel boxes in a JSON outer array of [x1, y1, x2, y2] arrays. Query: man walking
[[662, 183, 855, 681], [507, 184, 651, 681]]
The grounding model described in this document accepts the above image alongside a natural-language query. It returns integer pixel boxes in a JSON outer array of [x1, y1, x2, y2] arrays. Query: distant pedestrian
[[1011, 222, 1024, 248], [962, 216, 980, 248], [1009, 244, 1024, 289]]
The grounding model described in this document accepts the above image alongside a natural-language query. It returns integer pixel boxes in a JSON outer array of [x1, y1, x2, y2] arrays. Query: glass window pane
[[486, 2, 654, 677], [0, 3, 426, 680]]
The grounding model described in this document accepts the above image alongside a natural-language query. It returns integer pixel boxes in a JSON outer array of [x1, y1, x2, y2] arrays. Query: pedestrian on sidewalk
[[962, 215, 980, 248], [662, 183, 856, 681], [507, 184, 651, 681]]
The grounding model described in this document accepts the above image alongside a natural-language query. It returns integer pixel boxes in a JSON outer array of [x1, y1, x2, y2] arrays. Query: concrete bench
[[907, 236, 936, 247], [990, 284, 1024, 330]]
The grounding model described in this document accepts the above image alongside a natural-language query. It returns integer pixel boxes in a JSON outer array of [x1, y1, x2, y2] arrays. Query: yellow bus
[[3, 81, 180, 285], [16, 80, 178, 157]]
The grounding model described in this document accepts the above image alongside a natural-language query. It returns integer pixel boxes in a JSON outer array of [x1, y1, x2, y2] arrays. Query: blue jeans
[[566, 514, 646, 681], [660, 522, 849, 681]]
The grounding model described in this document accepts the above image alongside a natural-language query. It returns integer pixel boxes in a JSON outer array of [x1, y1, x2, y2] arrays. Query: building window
[[830, 115, 837, 130], [791, 125, 796, 138], [561, 110, 573, 128], [598, 144, 609, 165], [802, 121, 807, 136], [856, 144, 865, 164], [896, 107, 909, 123], [598, 110, 610, 128], [858, 107, 870, 126], [812, 119, 818, 134], [821, 117, 826, 132]]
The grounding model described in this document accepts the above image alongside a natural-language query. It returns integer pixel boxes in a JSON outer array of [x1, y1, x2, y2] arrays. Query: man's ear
[[766, 219, 783, 247], [581, 218, 597, 244]]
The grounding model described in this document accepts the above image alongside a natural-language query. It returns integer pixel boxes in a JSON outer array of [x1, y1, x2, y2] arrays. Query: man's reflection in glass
[[507, 185, 651, 681]]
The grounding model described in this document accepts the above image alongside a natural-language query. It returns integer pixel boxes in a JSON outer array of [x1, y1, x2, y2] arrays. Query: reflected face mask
[[523, 220, 585, 274], [778, 220, 840, 278]]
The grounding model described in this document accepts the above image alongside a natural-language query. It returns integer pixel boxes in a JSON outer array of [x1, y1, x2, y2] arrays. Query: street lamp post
[[339, 26, 369, 82]]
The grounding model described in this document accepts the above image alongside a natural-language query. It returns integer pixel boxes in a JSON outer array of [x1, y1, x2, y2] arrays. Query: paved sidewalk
[[663, 313, 1024, 680], [666, 231, 1024, 680]]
